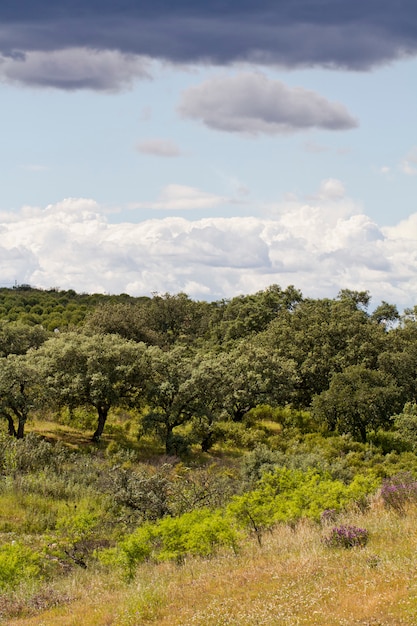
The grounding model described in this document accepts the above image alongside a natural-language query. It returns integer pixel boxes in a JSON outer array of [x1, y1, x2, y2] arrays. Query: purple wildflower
[[323, 525, 369, 549]]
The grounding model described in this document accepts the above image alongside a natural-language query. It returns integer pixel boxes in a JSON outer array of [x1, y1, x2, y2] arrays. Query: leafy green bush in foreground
[[99, 467, 379, 578], [0, 543, 42, 591]]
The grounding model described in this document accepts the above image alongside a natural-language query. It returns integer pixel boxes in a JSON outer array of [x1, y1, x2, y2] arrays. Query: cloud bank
[[1, 1, 417, 90], [179, 73, 358, 135], [0, 48, 150, 91], [1, 190, 417, 310]]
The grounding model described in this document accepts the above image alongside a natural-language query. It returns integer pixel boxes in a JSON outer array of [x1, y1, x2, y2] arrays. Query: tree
[[38, 332, 149, 441], [393, 403, 417, 451], [142, 346, 198, 454], [262, 296, 387, 406], [187, 352, 233, 452], [0, 321, 48, 357], [83, 301, 159, 345], [145, 292, 212, 346], [371, 301, 399, 328], [0, 354, 41, 438], [312, 365, 401, 442], [337, 289, 371, 311], [209, 284, 303, 345], [216, 341, 297, 423], [378, 316, 417, 406]]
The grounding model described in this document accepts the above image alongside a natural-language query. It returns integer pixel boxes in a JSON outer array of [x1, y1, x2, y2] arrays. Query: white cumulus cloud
[[400, 147, 417, 176], [0, 188, 416, 310]]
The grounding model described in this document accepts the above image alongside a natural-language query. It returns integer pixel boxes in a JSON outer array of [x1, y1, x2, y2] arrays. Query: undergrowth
[[2, 416, 417, 624]]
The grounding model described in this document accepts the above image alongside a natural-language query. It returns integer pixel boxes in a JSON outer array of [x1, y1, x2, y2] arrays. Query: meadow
[[2, 411, 417, 626]]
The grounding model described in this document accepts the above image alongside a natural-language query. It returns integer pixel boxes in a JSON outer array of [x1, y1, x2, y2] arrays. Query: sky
[[1, 1, 417, 310]]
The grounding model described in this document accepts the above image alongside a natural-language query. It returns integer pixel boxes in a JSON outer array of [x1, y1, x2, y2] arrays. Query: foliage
[[260, 295, 388, 406], [0, 543, 42, 591], [142, 345, 198, 454], [323, 525, 369, 549], [379, 472, 417, 514], [0, 286, 138, 331], [104, 465, 171, 521], [393, 402, 417, 450], [212, 342, 297, 423], [0, 321, 48, 356], [209, 284, 302, 344], [36, 332, 149, 441], [0, 354, 43, 438], [0, 432, 69, 474], [83, 301, 159, 345], [228, 467, 378, 543], [312, 365, 401, 442], [101, 508, 241, 579]]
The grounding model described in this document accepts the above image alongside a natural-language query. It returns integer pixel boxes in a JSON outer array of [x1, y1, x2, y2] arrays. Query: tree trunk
[[3, 413, 17, 437], [358, 421, 367, 443], [201, 430, 214, 453], [16, 417, 25, 439], [92, 405, 109, 442], [165, 425, 175, 455], [232, 406, 250, 422]]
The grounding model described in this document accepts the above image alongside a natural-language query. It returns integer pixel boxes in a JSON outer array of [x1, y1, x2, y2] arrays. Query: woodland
[[2, 283, 417, 624]]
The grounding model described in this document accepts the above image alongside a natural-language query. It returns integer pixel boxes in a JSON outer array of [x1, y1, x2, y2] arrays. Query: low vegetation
[[1, 283, 417, 623]]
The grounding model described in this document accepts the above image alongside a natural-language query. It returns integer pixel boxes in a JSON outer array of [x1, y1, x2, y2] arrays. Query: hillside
[[1, 284, 417, 623]]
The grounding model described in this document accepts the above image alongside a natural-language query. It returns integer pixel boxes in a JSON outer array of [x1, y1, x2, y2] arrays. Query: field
[[1, 416, 417, 626], [6, 501, 417, 625]]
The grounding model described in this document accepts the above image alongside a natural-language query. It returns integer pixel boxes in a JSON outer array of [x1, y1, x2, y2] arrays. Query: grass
[[5, 498, 417, 626]]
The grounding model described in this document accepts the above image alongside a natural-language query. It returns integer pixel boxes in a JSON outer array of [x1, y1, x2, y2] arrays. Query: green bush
[[100, 508, 242, 579], [0, 543, 42, 590], [215, 421, 266, 450], [0, 433, 70, 475], [228, 468, 379, 541]]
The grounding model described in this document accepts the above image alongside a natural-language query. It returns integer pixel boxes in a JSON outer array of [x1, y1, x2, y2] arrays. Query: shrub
[[0, 433, 70, 475], [0, 543, 42, 590], [105, 465, 171, 520], [215, 421, 266, 450], [228, 468, 378, 542], [323, 525, 369, 549], [380, 472, 417, 514], [100, 508, 242, 579], [320, 508, 338, 524]]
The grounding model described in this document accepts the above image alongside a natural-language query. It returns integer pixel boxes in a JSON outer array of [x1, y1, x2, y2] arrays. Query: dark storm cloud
[[1, 48, 150, 91], [1, 0, 416, 70]]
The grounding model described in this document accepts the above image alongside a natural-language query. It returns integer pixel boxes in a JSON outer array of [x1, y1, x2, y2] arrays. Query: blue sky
[[1, 1, 417, 308]]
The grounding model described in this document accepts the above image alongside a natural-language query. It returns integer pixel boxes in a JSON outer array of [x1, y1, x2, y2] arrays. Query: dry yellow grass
[[7, 499, 417, 626]]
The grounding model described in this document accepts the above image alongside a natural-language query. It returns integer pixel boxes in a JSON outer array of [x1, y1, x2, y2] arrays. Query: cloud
[[380, 166, 391, 176], [179, 73, 358, 136], [314, 178, 347, 201], [1, 189, 417, 310], [1, 0, 416, 83], [303, 140, 330, 154], [21, 164, 49, 172], [129, 184, 228, 211], [400, 147, 417, 176], [136, 139, 182, 157], [0, 48, 150, 91]]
